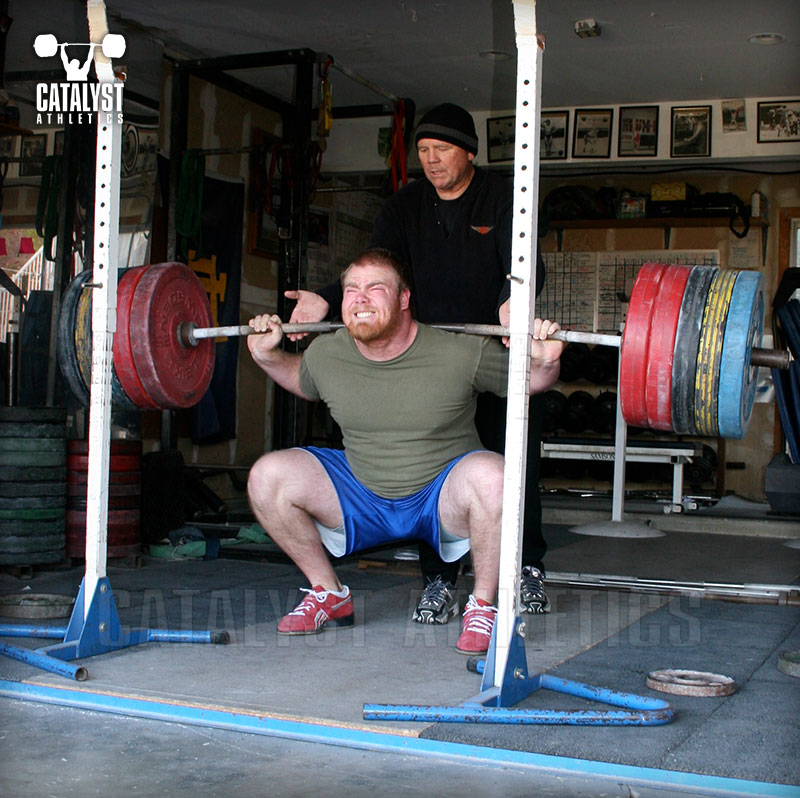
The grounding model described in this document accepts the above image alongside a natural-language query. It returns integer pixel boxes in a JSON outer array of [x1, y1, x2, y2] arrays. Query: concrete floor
[[0, 513, 799, 798]]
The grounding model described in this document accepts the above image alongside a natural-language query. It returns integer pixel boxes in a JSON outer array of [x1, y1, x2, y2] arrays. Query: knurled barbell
[[57, 261, 790, 438]]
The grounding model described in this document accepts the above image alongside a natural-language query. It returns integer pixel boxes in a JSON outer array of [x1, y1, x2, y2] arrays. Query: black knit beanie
[[414, 103, 479, 155]]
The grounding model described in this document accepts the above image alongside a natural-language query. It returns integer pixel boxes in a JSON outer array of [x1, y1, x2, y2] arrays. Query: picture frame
[[540, 111, 569, 160], [617, 105, 659, 157], [247, 128, 283, 258], [486, 115, 515, 163], [670, 105, 711, 158], [19, 133, 46, 177], [756, 100, 800, 143], [53, 129, 65, 156], [572, 108, 613, 158], [0, 135, 15, 160]]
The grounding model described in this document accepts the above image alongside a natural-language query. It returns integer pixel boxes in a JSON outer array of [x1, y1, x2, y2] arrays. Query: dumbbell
[[33, 33, 126, 60]]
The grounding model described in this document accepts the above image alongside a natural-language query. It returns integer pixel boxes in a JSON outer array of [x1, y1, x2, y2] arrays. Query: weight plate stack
[[645, 265, 692, 430], [0, 407, 67, 565], [717, 270, 764, 438], [620, 262, 668, 428], [129, 262, 215, 409], [693, 268, 738, 436], [66, 438, 142, 559], [670, 266, 716, 434]]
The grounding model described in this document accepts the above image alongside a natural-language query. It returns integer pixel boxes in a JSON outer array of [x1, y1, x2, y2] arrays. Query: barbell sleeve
[[179, 321, 790, 370]]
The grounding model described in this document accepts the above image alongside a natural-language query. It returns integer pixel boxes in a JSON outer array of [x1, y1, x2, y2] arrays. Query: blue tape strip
[[0, 679, 795, 797]]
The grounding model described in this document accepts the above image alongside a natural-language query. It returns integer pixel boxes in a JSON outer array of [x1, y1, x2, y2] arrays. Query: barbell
[[33, 33, 126, 60], [57, 261, 790, 439]]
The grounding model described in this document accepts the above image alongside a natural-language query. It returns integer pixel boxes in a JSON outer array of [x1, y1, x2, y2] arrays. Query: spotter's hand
[[284, 290, 330, 342]]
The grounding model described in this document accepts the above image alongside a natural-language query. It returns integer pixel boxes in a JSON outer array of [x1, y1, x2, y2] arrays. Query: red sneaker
[[277, 585, 354, 635], [456, 594, 497, 654]]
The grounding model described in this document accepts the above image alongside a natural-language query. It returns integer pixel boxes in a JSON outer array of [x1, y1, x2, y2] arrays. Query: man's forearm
[[251, 348, 309, 399]]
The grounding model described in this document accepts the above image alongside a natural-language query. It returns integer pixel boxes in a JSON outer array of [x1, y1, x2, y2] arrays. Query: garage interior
[[0, 1, 799, 796]]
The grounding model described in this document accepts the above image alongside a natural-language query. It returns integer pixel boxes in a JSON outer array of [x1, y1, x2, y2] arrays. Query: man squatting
[[246, 248, 564, 654]]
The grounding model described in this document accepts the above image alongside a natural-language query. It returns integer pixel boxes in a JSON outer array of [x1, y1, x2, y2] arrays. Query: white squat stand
[[0, 1, 226, 681], [364, 0, 675, 725]]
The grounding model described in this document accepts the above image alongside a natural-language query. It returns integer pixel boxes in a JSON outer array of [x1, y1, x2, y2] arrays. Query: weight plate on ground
[[646, 669, 736, 697], [694, 269, 737, 436], [0, 407, 67, 425], [129, 262, 215, 409], [717, 270, 764, 439], [670, 266, 716, 434], [0, 465, 67, 482], [0, 437, 65, 452], [0, 593, 75, 619], [620, 262, 668, 428], [0, 495, 66, 510], [0, 451, 66, 467], [0, 481, 67, 498], [57, 271, 92, 407], [67, 453, 142, 472], [0, 421, 67, 439], [67, 438, 143, 456], [0, 508, 65, 521], [645, 265, 692, 430], [0, 547, 65, 565], [0, 534, 66, 554], [0, 518, 66, 535]]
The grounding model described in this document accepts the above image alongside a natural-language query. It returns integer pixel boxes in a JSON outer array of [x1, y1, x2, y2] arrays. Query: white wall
[[321, 96, 800, 174]]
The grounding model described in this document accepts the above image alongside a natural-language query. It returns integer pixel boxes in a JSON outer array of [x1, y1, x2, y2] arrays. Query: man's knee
[[247, 450, 304, 507]]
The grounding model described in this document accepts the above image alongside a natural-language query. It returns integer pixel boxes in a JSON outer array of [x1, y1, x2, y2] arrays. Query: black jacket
[[319, 167, 544, 323]]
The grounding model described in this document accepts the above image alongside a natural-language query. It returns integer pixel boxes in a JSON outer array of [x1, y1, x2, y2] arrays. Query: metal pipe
[[0, 641, 88, 681], [330, 61, 399, 103]]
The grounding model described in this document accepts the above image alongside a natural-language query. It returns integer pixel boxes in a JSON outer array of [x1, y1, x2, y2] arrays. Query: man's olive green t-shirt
[[298, 324, 509, 498]]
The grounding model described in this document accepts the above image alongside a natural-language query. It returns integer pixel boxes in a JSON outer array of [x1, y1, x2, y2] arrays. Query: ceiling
[[5, 0, 800, 122]]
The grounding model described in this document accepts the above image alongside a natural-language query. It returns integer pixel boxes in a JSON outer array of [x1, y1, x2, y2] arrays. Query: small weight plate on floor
[[620, 262, 668, 428], [113, 265, 161, 409], [0, 451, 65, 467], [0, 507, 65, 521], [0, 481, 67, 499], [645, 265, 693, 430], [0, 533, 66, 554], [693, 269, 737, 436], [129, 262, 215, 409], [0, 593, 75, 619], [0, 465, 67, 482], [0, 421, 66, 439], [717, 270, 764, 439], [56, 270, 92, 407], [0, 494, 66, 509], [646, 669, 736, 697], [670, 266, 716, 434], [0, 518, 66, 536]]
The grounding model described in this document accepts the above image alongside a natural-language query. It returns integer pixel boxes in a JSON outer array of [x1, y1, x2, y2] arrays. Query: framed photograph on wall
[[670, 105, 711, 157], [19, 133, 46, 177], [572, 109, 613, 158], [540, 111, 569, 160], [617, 105, 658, 157], [486, 115, 516, 162], [756, 100, 800, 142]]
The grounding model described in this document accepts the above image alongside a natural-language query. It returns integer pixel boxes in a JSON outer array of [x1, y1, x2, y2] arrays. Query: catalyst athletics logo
[[33, 32, 125, 125]]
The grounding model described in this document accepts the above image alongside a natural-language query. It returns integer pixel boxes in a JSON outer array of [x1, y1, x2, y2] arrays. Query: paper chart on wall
[[541, 249, 720, 333]]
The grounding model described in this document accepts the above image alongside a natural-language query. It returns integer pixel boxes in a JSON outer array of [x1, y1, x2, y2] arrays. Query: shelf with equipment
[[548, 217, 768, 255]]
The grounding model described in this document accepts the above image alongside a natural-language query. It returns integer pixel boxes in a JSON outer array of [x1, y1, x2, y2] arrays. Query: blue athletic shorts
[[298, 446, 476, 562]]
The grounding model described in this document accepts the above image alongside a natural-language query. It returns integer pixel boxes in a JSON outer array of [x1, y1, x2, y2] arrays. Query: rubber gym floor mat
[[419, 597, 800, 787]]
